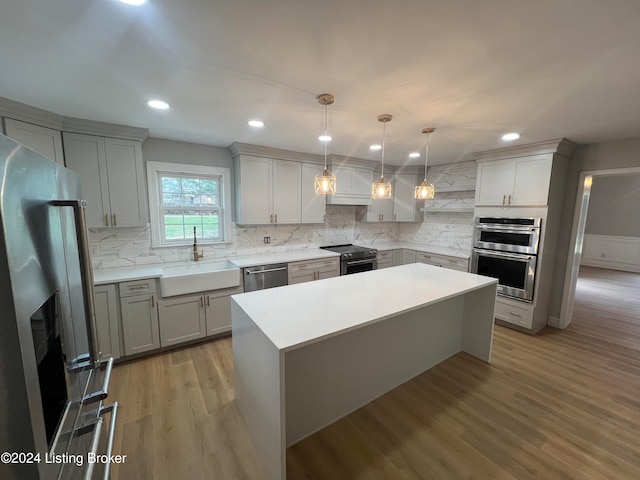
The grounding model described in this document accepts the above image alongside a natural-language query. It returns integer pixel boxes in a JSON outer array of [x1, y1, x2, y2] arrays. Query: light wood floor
[[110, 266, 640, 479]]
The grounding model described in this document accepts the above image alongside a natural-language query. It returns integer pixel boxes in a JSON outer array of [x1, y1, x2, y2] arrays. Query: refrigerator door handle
[[52, 199, 100, 365]]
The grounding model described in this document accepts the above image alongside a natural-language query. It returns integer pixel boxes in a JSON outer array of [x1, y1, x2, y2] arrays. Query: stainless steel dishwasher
[[243, 263, 288, 292]]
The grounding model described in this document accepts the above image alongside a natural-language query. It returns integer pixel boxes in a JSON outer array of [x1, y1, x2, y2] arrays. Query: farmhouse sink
[[160, 260, 241, 297]]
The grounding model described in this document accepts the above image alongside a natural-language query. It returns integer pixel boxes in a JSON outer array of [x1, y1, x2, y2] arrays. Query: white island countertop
[[232, 262, 496, 352]]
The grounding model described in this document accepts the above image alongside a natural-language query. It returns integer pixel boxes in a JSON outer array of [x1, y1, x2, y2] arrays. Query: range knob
[[347, 253, 353, 258], [369, 250, 375, 255]]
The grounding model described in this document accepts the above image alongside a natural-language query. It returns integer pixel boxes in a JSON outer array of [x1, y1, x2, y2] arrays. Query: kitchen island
[[231, 263, 498, 479]]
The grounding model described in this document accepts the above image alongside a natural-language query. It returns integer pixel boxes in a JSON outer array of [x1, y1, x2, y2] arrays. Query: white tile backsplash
[[90, 162, 478, 270]]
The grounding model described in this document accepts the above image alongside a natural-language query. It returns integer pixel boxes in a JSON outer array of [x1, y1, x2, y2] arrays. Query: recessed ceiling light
[[370, 144, 382, 151], [409, 152, 420, 158], [147, 99, 170, 110], [119, 0, 146, 5], [502, 132, 520, 141], [318, 134, 332, 142], [248, 120, 264, 128]]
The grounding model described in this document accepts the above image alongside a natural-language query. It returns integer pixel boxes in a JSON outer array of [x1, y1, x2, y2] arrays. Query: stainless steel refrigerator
[[0, 134, 117, 480]]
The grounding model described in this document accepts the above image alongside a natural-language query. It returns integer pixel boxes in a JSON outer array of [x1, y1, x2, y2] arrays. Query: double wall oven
[[471, 217, 541, 302]]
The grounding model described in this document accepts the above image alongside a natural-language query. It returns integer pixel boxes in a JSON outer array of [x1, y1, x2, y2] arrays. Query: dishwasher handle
[[245, 266, 287, 275]]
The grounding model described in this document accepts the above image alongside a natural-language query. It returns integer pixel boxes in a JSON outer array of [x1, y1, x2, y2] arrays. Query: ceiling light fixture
[[372, 114, 393, 200], [502, 132, 520, 141], [370, 144, 382, 151], [409, 152, 420, 158], [147, 99, 170, 110], [119, 0, 147, 6], [314, 94, 337, 195], [414, 128, 436, 200], [248, 120, 264, 128]]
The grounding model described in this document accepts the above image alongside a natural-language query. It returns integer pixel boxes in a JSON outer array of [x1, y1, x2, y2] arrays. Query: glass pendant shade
[[315, 93, 336, 195], [314, 168, 337, 194], [372, 176, 392, 199], [414, 180, 435, 199], [415, 127, 436, 199]]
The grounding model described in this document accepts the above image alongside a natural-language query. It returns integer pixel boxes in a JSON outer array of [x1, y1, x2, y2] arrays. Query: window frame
[[147, 161, 232, 247]]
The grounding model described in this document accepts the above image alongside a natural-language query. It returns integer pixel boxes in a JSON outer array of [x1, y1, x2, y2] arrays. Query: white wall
[[584, 175, 640, 236]]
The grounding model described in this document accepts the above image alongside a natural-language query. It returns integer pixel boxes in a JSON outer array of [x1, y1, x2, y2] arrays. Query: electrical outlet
[[264, 236, 271, 244]]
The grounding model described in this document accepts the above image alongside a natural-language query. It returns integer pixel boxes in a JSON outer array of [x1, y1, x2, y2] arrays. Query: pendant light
[[314, 94, 337, 195], [414, 127, 436, 199], [372, 114, 393, 199]]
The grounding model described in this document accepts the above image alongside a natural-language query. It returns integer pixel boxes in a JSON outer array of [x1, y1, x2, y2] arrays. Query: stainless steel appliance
[[471, 217, 541, 302], [243, 263, 288, 292], [320, 244, 377, 275], [0, 135, 117, 480]]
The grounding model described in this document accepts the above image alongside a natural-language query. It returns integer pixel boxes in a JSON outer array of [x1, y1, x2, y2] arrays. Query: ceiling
[[1, 0, 640, 166]]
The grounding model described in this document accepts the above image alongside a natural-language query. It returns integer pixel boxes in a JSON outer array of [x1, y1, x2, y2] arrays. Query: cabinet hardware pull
[[502, 194, 506, 205], [508, 194, 512, 205], [509, 311, 522, 317], [128, 285, 146, 290], [200, 297, 204, 308], [394, 214, 396, 221], [275, 213, 278, 223], [151, 295, 155, 308], [105, 214, 109, 226], [112, 214, 117, 226], [207, 296, 210, 307], [270, 214, 273, 223]]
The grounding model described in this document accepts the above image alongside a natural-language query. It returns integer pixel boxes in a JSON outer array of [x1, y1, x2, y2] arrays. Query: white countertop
[[372, 242, 471, 259], [93, 266, 163, 285], [231, 263, 496, 352], [231, 249, 339, 268]]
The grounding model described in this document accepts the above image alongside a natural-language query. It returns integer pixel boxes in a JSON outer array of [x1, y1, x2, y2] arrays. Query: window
[[147, 162, 232, 246]]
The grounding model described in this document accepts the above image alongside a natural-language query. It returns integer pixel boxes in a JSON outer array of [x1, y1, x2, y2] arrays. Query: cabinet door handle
[[200, 296, 204, 308], [151, 295, 155, 308], [112, 213, 117, 226], [509, 311, 522, 317], [105, 214, 109, 226], [270, 214, 273, 223], [508, 194, 512, 205], [275, 213, 278, 223], [206, 295, 210, 307], [502, 194, 506, 205]]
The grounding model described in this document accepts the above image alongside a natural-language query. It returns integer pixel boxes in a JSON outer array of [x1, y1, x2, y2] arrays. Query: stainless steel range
[[320, 244, 378, 275]]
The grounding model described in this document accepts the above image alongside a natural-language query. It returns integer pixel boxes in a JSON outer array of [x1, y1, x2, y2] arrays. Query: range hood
[[325, 157, 375, 206]]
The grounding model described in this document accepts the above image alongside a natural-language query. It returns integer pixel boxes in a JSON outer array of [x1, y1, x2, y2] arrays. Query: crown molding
[[229, 142, 325, 164], [62, 117, 148, 143], [0, 96, 63, 130], [472, 138, 580, 162]]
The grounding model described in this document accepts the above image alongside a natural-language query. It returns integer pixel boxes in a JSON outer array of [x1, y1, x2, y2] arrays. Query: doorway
[[560, 168, 640, 328]]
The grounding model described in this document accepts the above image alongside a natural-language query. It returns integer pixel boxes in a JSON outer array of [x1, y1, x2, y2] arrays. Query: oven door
[[474, 225, 540, 254], [342, 258, 377, 275], [471, 249, 536, 302]]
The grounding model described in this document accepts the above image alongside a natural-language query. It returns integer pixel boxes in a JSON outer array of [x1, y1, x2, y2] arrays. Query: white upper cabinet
[[234, 155, 301, 225], [3, 118, 64, 165], [393, 173, 421, 222], [64, 132, 147, 228], [301, 163, 326, 223], [475, 154, 552, 206]]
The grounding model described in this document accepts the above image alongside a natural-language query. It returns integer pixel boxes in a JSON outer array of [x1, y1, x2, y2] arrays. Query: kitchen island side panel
[[284, 296, 464, 447], [461, 283, 498, 362], [231, 300, 285, 480]]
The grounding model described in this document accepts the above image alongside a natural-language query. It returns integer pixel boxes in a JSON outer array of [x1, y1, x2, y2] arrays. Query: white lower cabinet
[[416, 252, 469, 272], [94, 284, 121, 360], [494, 297, 534, 329], [157, 295, 206, 347], [392, 249, 403, 266], [120, 279, 159, 356], [288, 257, 340, 284], [402, 249, 416, 265], [376, 251, 393, 269], [157, 286, 244, 344], [205, 286, 244, 336]]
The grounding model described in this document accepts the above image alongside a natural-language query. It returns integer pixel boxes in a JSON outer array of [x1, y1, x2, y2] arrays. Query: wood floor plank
[[109, 266, 640, 479]]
